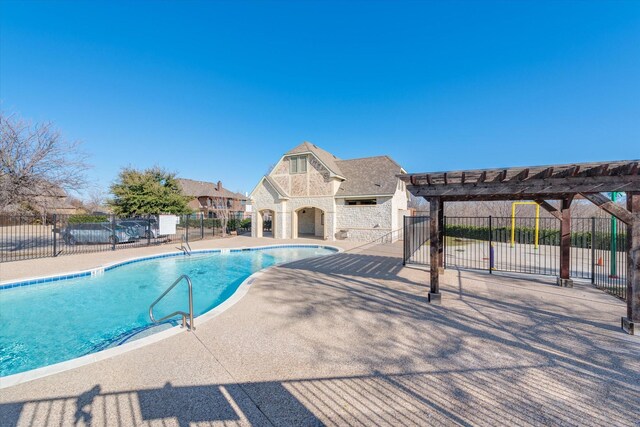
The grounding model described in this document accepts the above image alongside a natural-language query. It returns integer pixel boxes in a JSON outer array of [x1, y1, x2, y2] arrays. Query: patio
[[1, 238, 639, 426]]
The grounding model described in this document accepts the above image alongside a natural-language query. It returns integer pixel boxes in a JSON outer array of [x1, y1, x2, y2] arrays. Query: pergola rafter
[[399, 160, 640, 335]]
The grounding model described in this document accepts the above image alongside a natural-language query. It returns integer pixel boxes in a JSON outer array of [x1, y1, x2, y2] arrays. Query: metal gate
[[403, 216, 429, 265], [403, 215, 629, 301]]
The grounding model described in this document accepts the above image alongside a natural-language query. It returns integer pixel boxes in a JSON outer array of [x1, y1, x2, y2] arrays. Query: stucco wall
[[390, 180, 409, 239]]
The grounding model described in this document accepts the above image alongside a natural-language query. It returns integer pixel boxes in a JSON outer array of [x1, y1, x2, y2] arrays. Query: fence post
[[185, 215, 189, 244], [489, 216, 493, 274], [403, 216, 407, 265], [591, 217, 596, 284], [53, 214, 57, 257], [147, 214, 151, 246], [111, 215, 117, 251], [201, 215, 204, 239], [443, 215, 447, 269]]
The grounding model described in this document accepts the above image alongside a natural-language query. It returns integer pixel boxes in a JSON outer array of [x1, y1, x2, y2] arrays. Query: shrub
[[67, 214, 108, 224], [444, 224, 625, 250]]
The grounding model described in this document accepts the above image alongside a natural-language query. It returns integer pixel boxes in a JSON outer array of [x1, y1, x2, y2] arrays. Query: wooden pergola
[[399, 160, 640, 334]]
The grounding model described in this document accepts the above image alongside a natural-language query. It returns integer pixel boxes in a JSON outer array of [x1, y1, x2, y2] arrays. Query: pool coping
[[0, 243, 342, 389]]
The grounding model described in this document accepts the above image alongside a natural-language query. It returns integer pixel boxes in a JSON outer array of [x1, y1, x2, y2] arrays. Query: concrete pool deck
[[1, 238, 639, 426]]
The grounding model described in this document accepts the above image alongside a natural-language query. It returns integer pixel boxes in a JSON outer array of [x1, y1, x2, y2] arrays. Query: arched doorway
[[292, 207, 325, 239], [256, 209, 276, 238]]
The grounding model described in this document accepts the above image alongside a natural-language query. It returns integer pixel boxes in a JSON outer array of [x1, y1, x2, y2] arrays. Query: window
[[289, 155, 307, 174], [345, 199, 377, 206]]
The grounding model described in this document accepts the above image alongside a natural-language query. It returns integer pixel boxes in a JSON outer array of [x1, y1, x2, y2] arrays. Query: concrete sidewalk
[[1, 240, 639, 426]]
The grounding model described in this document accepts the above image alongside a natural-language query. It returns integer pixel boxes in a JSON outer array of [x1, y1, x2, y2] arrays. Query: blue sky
[[1, 1, 639, 196]]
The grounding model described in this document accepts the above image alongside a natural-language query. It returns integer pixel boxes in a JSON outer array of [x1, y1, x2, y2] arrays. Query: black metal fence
[[403, 215, 629, 301], [403, 216, 430, 265], [0, 213, 251, 263]]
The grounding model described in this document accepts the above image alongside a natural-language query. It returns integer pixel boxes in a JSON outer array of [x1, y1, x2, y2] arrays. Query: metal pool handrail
[[149, 274, 195, 331], [180, 236, 192, 256]]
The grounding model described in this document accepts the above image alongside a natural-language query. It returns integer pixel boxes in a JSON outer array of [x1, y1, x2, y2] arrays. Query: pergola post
[[622, 192, 640, 334], [438, 199, 444, 271], [558, 197, 573, 287], [429, 197, 442, 304]]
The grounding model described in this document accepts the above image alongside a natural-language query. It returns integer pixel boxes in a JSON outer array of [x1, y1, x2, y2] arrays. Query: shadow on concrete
[[2, 247, 639, 426], [283, 250, 409, 282], [1, 379, 323, 427], [3, 360, 640, 426], [253, 250, 640, 425]]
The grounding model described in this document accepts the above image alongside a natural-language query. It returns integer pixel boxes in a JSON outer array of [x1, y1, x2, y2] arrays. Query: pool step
[[90, 321, 176, 353]]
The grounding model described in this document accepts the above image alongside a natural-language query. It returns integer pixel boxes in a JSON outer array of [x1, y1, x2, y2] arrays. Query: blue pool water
[[0, 246, 335, 377]]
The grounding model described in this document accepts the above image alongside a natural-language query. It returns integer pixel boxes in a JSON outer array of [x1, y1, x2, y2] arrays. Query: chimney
[[217, 181, 222, 191]]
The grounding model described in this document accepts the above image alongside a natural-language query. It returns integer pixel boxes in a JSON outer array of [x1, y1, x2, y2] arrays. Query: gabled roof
[[335, 156, 405, 197], [249, 175, 290, 200], [177, 178, 245, 200], [286, 141, 345, 178], [264, 176, 289, 198]]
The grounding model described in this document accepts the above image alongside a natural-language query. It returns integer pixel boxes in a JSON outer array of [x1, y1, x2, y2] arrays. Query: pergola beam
[[580, 193, 635, 225], [407, 175, 640, 199], [534, 199, 562, 220]]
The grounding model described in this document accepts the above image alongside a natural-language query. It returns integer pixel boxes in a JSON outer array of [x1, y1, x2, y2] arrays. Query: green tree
[[108, 167, 192, 215]]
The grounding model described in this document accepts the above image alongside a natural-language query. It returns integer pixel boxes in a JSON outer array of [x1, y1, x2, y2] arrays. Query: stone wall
[[297, 208, 315, 234], [269, 155, 335, 198], [287, 196, 336, 240], [314, 208, 324, 237], [251, 179, 284, 238], [335, 196, 393, 241]]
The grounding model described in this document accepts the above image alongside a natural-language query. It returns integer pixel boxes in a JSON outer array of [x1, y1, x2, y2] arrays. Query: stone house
[[249, 142, 409, 241], [176, 178, 248, 219]]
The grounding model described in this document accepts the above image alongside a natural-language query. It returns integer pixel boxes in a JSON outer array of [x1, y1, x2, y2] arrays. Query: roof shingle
[[335, 156, 404, 197], [286, 141, 344, 178], [176, 178, 245, 200]]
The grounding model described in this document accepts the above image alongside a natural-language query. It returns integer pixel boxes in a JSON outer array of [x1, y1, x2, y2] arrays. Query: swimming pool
[[0, 245, 336, 378]]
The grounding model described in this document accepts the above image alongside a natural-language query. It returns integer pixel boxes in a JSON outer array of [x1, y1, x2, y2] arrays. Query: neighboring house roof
[[176, 178, 245, 200], [1, 184, 80, 214], [286, 141, 345, 178], [335, 156, 405, 197]]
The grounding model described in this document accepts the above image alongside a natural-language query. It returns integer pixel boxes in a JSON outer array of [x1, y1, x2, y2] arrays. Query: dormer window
[[289, 155, 307, 174]]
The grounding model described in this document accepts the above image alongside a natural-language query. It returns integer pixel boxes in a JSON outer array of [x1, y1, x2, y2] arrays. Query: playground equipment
[[511, 201, 540, 249]]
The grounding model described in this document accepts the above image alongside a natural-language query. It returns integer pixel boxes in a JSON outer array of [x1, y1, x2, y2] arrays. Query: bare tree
[[408, 193, 429, 214], [211, 194, 231, 237], [84, 187, 109, 213], [0, 112, 89, 212]]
